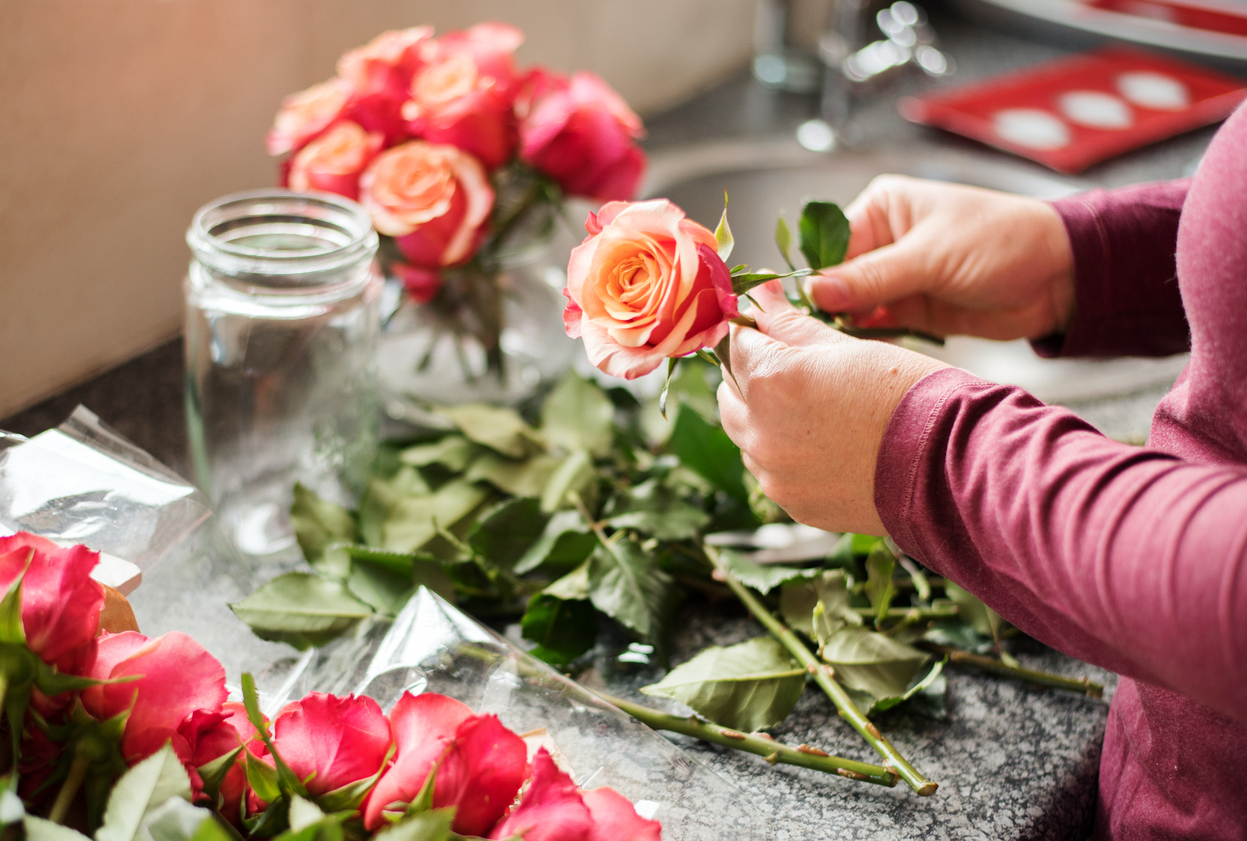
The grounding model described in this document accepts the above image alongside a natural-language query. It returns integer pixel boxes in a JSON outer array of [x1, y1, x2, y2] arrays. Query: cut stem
[[705, 544, 938, 796], [595, 691, 898, 787], [48, 751, 89, 824], [919, 643, 1104, 698]]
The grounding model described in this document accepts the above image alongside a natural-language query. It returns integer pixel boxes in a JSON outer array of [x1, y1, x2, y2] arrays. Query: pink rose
[[359, 140, 494, 267], [518, 70, 646, 202], [80, 631, 228, 765], [582, 787, 663, 841], [490, 749, 592, 841], [0, 532, 104, 671], [337, 27, 433, 101], [267, 78, 352, 156], [363, 693, 528, 837], [267, 692, 391, 799], [186, 702, 259, 822], [428, 23, 525, 98], [563, 199, 739, 379], [286, 121, 384, 201]]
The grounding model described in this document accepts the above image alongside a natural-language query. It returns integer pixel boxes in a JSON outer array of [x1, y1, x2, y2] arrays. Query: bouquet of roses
[[3, 532, 660, 841], [267, 23, 646, 378]]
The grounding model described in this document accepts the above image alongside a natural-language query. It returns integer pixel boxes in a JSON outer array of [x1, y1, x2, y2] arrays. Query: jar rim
[[187, 189, 379, 280]]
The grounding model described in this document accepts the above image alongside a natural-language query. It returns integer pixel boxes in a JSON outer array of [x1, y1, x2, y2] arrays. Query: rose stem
[[704, 544, 939, 796], [594, 691, 898, 787], [854, 605, 958, 621], [47, 750, 90, 824], [919, 643, 1104, 698]]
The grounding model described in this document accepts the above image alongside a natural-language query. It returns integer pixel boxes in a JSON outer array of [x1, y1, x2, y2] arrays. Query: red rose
[[337, 27, 432, 102], [490, 748, 592, 841], [188, 702, 260, 825], [563, 199, 739, 379], [391, 262, 443, 304], [582, 787, 662, 841], [286, 121, 384, 201], [363, 693, 528, 837], [80, 631, 228, 765], [268, 692, 391, 799], [518, 69, 646, 203], [0, 532, 104, 671], [401, 23, 523, 169], [359, 140, 494, 268], [267, 79, 352, 157]]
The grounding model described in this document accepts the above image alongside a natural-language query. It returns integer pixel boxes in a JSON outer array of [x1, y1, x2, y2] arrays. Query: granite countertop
[[2, 9, 1225, 840]]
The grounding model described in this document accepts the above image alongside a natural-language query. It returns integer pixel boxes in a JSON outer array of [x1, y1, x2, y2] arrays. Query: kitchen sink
[[629, 138, 1188, 435]]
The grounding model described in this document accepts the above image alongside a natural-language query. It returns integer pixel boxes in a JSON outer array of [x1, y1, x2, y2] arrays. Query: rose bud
[[267, 692, 392, 800], [286, 121, 384, 201], [563, 199, 739, 379], [490, 748, 593, 841], [401, 23, 523, 169], [80, 630, 228, 766], [185, 702, 261, 824], [359, 140, 494, 268], [0, 533, 104, 672], [517, 69, 646, 203], [364, 693, 528, 837], [267, 78, 352, 156]]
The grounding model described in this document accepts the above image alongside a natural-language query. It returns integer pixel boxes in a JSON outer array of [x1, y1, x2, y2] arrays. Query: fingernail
[[814, 274, 849, 310]]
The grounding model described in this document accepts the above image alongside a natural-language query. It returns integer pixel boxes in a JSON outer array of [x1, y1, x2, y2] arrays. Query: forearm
[[1035, 179, 1191, 358], [877, 368, 1247, 721]]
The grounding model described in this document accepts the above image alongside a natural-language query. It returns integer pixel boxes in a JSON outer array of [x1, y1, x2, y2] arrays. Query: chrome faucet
[[762, 0, 954, 151]]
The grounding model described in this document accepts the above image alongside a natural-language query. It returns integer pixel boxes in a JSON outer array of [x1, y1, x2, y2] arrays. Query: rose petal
[[489, 749, 592, 841], [437, 714, 529, 837], [582, 787, 662, 841], [271, 692, 392, 797]]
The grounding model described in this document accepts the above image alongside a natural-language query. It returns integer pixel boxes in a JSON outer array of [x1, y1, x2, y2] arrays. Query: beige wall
[[0, 0, 755, 418]]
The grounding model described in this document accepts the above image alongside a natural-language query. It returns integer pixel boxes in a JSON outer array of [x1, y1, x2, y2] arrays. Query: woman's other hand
[[717, 282, 947, 535], [809, 175, 1075, 341]]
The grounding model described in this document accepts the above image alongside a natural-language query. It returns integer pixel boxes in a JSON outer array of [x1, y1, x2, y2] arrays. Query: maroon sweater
[[876, 105, 1247, 838]]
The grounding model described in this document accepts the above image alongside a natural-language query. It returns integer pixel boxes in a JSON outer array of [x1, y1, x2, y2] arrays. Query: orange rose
[[287, 121, 384, 201], [563, 199, 739, 379], [359, 140, 494, 267], [266, 78, 351, 156]]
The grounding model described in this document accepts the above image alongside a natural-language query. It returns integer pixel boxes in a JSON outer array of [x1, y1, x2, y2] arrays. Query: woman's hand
[[808, 175, 1075, 341], [717, 282, 948, 535]]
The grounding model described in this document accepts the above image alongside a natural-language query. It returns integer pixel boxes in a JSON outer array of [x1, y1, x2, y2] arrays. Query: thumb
[[749, 280, 842, 348], [807, 239, 934, 313]]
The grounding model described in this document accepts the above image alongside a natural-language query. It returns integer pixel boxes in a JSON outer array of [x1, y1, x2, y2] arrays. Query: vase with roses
[[267, 23, 647, 415]]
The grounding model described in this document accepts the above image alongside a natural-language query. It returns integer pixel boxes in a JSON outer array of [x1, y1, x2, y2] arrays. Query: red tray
[[898, 46, 1247, 173]]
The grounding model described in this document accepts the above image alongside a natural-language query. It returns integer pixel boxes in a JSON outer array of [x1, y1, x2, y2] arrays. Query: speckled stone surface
[[595, 601, 1117, 841]]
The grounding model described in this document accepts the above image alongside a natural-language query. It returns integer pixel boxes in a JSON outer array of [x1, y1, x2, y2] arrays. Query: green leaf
[[923, 618, 995, 655], [513, 511, 595, 575], [586, 539, 675, 642], [667, 404, 747, 502], [714, 198, 734, 261], [195, 746, 241, 807], [373, 810, 454, 841], [521, 592, 596, 666], [903, 668, 948, 720], [96, 744, 191, 841], [465, 452, 561, 499], [640, 637, 805, 731], [243, 752, 281, 806], [359, 466, 431, 547], [944, 582, 1004, 640], [287, 797, 325, 832], [539, 450, 596, 514], [290, 484, 358, 567], [138, 796, 226, 841], [0, 559, 28, 645], [864, 542, 896, 623], [382, 480, 491, 553], [466, 498, 548, 569], [315, 754, 387, 813], [729, 268, 812, 297], [870, 658, 947, 716], [658, 357, 679, 421], [819, 627, 930, 704], [540, 373, 615, 459], [774, 216, 796, 271], [346, 560, 415, 616], [397, 436, 477, 472], [241, 674, 308, 800], [33, 657, 107, 698], [437, 404, 545, 459], [230, 573, 374, 649], [603, 479, 709, 542], [23, 817, 90, 841], [810, 571, 862, 647], [797, 200, 850, 270], [716, 548, 819, 596]]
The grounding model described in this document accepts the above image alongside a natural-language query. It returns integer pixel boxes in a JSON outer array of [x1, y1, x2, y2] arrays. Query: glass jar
[[185, 190, 381, 557]]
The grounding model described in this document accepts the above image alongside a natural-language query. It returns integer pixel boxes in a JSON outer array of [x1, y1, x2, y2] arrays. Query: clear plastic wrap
[[255, 588, 767, 841]]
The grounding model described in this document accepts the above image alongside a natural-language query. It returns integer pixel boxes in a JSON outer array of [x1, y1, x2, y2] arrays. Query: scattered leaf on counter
[[230, 573, 374, 649], [586, 538, 675, 643], [438, 404, 546, 458], [541, 373, 615, 458]]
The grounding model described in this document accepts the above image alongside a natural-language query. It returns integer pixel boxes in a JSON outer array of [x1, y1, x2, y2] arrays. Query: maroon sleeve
[[1032, 180, 1191, 358], [875, 367, 1247, 723]]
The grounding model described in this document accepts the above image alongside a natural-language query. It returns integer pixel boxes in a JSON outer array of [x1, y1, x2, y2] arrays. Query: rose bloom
[[265, 692, 391, 801], [337, 26, 432, 101], [359, 140, 494, 267], [0, 532, 104, 672], [563, 199, 738, 379], [186, 702, 259, 824], [286, 121, 384, 201], [518, 69, 646, 203], [267, 78, 352, 156]]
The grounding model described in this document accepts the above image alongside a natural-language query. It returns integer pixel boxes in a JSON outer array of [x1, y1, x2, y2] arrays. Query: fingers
[[807, 239, 934, 314], [748, 281, 842, 348]]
